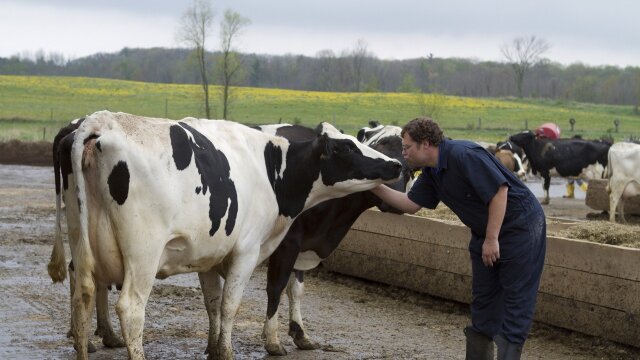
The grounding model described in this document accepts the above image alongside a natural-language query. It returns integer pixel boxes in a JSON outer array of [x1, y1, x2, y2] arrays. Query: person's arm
[[482, 184, 508, 266], [370, 185, 422, 214]]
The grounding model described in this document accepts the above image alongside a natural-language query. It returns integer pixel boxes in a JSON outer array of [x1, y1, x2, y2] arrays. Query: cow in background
[[255, 122, 414, 355], [509, 130, 611, 204], [494, 149, 527, 181], [48, 111, 402, 359], [606, 142, 640, 223]]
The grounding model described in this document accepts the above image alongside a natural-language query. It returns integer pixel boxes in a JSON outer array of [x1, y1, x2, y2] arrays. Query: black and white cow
[[48, 117, 126, 353], [47, 111, 401, 360], [254, 122, 413, 355], [509, 130, 611, 204]]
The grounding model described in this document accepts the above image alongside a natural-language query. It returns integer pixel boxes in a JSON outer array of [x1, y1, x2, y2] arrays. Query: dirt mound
[[0, 140, 51, 166]]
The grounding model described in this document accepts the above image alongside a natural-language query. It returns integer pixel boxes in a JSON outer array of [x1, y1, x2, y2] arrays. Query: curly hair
[[401, 117, 444, 146]]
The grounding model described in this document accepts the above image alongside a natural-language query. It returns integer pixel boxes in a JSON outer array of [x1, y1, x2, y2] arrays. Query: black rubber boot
[[464, 326, 494, 360], [495, 334, 523, 360]]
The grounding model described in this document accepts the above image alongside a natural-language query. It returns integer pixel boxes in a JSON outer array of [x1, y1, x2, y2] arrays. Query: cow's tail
[[605, 148, 614, 194], [48, 132, 68, 283], [70, 129, 97, 287]]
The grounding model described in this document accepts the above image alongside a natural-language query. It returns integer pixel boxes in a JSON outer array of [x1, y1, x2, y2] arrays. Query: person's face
[[402, 133, 439, 168]]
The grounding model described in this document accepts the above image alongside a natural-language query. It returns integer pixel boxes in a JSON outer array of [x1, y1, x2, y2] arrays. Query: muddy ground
[[1, 164, 640, 360]]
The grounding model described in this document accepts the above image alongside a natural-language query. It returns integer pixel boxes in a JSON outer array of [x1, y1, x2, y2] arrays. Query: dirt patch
[[0, 140, 52, 166]]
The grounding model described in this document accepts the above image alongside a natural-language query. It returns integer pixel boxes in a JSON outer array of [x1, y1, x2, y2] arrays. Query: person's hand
[[482, 237, 500, 266]]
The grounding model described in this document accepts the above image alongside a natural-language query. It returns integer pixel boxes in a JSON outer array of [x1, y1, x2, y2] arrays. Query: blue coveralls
[[408, 139, 546, 345]]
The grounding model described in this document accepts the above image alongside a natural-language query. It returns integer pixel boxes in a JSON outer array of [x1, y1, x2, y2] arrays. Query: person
[[563, 177, 588, 198], [371, 118, 546, 360]]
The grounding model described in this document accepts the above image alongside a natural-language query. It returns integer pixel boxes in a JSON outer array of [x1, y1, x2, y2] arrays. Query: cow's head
[[509, 130, 536, 147], [358, 124, 415, 213], [313, 122, 402, 195]]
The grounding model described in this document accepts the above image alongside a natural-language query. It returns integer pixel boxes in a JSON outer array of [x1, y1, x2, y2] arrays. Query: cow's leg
[[67, 261, 97, 353], [198, 268, 223, 358], [608, 179, 625, 223], [215, 249, 260, 360], [263, 238, 302, 356], [541, 174, 551, 205], [95, 285, 125, 348], [70, 263, 96, 360], [287, 270, 320, 350], [116, 261, 157, 360]]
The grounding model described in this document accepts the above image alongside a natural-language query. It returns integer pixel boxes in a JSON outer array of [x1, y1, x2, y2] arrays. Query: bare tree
[[351, 39, 372, 92], [218, 9, 250, 120], [177, 0, 215, 118], [501, 35, 550, 98]]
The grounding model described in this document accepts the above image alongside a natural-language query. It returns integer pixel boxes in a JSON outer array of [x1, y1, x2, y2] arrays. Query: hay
[[414, 205, 640, 249], [414, 205, 463, 225], [556, 221, 640, 248]]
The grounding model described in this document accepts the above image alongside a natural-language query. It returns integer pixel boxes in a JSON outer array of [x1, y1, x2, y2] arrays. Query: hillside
[[1, 75, 639, 142]]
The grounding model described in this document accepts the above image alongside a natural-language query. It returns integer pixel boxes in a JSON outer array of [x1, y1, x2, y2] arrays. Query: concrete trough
[[323, 210, 640, 348]]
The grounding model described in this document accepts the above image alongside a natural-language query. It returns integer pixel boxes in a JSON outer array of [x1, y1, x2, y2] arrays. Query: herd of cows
[[44, 111, 639, 359]]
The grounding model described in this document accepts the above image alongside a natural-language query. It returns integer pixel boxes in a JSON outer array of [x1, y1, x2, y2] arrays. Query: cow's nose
[[393, 161, 402, 172]]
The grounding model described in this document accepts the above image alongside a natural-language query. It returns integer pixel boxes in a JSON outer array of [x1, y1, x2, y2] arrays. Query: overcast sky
[[1, 0, 639, 67]]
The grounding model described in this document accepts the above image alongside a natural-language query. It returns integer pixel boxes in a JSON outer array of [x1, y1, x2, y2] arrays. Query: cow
[[254, 122, 414, 355], [606, 142, 640, 223], [48, 117, 125, 353], [47, 111, 402, 360], [509, 130, 611, 204], [494, 149, 527, 181], [497, 140, 529, 175]]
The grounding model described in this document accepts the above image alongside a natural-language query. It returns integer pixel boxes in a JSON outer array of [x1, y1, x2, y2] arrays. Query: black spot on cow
[[170, 125, 193, 171], [108, 161, 130, 205], [264, 139, 318, 218], [169, 123, 238, 236]]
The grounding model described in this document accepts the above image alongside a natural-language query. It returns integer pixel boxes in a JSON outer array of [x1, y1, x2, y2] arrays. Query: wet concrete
[[1, 164, 638, 360]]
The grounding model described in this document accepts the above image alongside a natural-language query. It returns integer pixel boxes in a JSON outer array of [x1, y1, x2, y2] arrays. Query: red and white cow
[[48, 111, 401, 360], [606, 142, 640, 223]]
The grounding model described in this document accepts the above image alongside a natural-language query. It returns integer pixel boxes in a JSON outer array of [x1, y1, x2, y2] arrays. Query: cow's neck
[[264, 139, 321, 218]]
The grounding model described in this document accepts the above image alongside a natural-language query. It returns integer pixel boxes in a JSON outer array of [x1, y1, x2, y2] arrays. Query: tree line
[[2, 46, 639, 109]]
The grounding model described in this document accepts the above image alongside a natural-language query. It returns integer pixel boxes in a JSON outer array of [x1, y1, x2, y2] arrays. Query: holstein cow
[[509, 130, 611, 204], [606, 142, 640, 223], [255, 122, 413, 355], [48, 117, 126, 353], [47, 111, 401, 360]]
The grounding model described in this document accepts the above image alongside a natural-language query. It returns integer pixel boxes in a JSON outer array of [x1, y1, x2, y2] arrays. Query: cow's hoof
[[265, 342, 288, 356], [73, 341, 97, 353], [294, 336, 320, 350], [102, 334, 125, 348]]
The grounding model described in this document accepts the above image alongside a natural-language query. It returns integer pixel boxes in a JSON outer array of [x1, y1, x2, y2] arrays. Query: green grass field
[[1, 75, 639, 142]]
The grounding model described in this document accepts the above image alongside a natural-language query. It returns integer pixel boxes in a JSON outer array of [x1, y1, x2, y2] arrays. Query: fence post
[[43, 127, 46, 141], [165, 98, 168, 118]]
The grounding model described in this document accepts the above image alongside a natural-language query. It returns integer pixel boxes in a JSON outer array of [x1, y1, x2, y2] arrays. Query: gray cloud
[[2, 0, 639, 66]]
